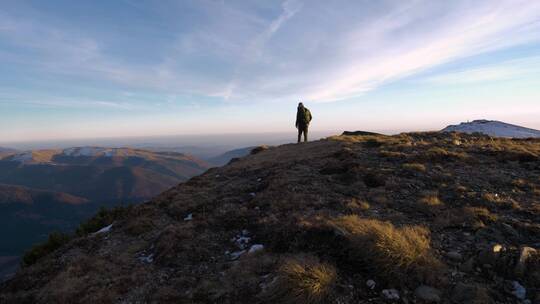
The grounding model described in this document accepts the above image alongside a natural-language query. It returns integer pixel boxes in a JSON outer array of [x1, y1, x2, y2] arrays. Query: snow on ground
[[63, 147, 108, 157], [62, 147, 123, 157], [9, 152, 33, 163], [442, 120, 540, 138], [93, 224, 113, 234]]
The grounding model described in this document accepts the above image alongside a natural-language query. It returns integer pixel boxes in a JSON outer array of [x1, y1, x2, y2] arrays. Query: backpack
[[297, 107, 312, 125], [304, 108, 312, 124]]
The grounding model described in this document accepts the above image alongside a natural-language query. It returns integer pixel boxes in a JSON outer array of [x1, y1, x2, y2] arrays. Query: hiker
[[295, 102, 312, 143]]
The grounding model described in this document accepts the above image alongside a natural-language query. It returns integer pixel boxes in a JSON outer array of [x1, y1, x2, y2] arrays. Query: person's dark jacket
[[296, 106, 312, 128]]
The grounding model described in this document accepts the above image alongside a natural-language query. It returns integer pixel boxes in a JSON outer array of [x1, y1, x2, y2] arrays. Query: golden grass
[[419, 193, 444, 207], [262, 256, 337, 304], [402, 163, 426, 173], [464, 207, 498, 223], [346, 198, 370, 212], [332, 215, 442, 282]]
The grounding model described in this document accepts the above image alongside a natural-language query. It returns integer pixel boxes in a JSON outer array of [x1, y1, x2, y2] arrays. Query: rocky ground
[[1, 132, 539, 304]]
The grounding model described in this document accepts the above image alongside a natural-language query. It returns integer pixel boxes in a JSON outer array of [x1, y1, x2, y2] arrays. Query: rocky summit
[[1, 132, 539, 304]]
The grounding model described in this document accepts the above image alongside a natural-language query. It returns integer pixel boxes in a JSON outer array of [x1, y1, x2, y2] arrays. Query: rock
[[460, 257, 475, 273], [501, 223, 520, 238], [515, 246, 537, 276], [250, 145, 269, 155], [184, 213, 193, 221], [451, 283, 491, 303], [382, 289, 400, 300], [414, 285, 441, 303], [446, 251, 463, 262], [477, 243, 504, 266], [248, 244, 264, 254], [366, 279, 376, 290], [506, 281, 527, 300]]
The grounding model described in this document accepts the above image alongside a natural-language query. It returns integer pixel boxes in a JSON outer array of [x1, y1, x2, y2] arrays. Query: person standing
[[295, 102, 312, 143]]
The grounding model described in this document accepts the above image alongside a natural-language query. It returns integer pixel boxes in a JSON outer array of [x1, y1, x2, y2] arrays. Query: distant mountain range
[[0, 147, 209, 202], [207, 146, 255, 166], [442, 120, 540, 138], [0, 147, 17, 158], [0, 146, 212, 279]]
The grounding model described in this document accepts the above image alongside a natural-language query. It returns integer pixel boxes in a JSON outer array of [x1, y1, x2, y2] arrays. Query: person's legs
[[297, 128, 302, 143], [304, 127, 308, 142]]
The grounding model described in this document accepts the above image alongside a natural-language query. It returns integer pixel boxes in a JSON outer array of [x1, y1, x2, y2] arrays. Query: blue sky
[[1, 0, 540, 142]]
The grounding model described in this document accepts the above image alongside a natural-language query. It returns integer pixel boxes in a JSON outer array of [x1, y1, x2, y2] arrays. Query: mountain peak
[[442, 120, 540, 138]]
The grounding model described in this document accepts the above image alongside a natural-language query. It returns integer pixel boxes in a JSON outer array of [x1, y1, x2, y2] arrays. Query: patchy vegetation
[[2, 132, 540, 303], [22, 232, 71, 267], [22, 206, 130, 267]]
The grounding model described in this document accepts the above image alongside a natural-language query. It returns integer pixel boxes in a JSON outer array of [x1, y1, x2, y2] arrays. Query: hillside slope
[[0, 147, 210, 202], [442, 120, 540, 138], [0, 184, 89, 257], [1, 133, 539, 303]]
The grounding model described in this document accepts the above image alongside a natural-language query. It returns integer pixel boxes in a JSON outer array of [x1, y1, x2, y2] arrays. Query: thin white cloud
[[1, 1, 539, 104], [422, 57, 540, 85]]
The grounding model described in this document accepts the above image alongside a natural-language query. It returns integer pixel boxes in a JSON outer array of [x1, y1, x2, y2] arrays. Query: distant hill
[[0, 147, 17, 158], [0, 147, 210, 202], [0, 184, 93, 281], [0, 147, 210, 280], [442, 119, 540, 138], [0, 184, 88, 205], [206, 146, 255, 166]]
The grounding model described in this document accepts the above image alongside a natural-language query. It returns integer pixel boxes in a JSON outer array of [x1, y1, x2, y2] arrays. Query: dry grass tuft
[[402, 163, 426, 173], [421, 147, 469, 162], [262, 256, 337, 304], [332, 215, 442, 283], [419, 193, 444, 207], [346, 198, 370, 212], [464, 207, 499, 224]]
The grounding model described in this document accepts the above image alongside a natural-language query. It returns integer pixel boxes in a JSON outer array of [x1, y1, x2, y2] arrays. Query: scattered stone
[[446, 251, 463, 262], [460, 257, 475, 273], [451, 283, 491, 303], [93, 223, 113, 234], [366, 279, 376, 290], [138, 253, 154, 264], [477, 243, 504, 265], [250, 145, 269, 155], [414, 285, 441, 303], [248, 244, 264, 254], [515, 246, 537, 276], [183, 213, 193, 221], [506, 281, 527, 300], [501, 223, 520, 238], [228, 250, 246, 260], [382, 289, 400, 300]]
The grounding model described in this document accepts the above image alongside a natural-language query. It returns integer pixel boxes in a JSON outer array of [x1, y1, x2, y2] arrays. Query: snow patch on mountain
[[10, 152, 33, 163], [62, 147, 120, 157], [442, 120, 540, 138]]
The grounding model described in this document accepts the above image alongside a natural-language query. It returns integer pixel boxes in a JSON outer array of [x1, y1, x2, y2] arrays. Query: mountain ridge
[[1, 132, 538, 303]]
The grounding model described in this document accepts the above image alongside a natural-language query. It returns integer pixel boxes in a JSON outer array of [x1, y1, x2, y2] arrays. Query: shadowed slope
[[1, 133, 539, 303]]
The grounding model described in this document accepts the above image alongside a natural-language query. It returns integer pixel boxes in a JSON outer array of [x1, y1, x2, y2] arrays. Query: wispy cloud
[[1, 0, 539, 105], [422, 57, 540, 85]]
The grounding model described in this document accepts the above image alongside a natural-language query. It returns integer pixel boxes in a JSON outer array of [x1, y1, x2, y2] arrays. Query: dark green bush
[[22, 232, 71, 267], [76, 206, 128, 236]]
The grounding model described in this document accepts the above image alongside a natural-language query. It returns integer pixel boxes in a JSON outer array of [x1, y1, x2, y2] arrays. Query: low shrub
[[346, 198, 370, 212], [331, 215, 442, 283], [421, 147, 468, 162], [22, 232, 71, 267], [402, 163, 426, 173], [262, 256, 337, 304], [76, 206, 128, 236]]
